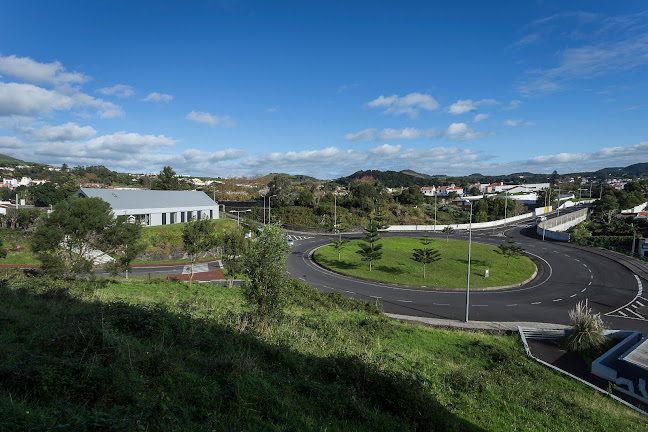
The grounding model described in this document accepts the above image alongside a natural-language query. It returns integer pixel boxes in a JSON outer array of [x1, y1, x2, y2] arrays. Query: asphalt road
[[285, 211, 648, 333]]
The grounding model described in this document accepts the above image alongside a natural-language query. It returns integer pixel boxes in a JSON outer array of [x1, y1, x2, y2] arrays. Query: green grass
[[0, 230, 39, 265], [314, 237, 536, 288], [0, 275, 644, 431]]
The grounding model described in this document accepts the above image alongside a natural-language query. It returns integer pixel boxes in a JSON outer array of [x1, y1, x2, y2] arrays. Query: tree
[[442, 226, 455, 242], [268, 175, 296, 207], [356, 214, 384, 272], [411, 234, 441, 279], [222, 228, 250, 288], [241, 223, 290, 323], [398, 186, 424, 205], [182, 218, 219, 289], [329, 237, 349, 261], [32, 197, 142, 279], [496, 237, 525, 268], [597, 194, 619, 224], [153, 166, 185, 190], [102, 218, 145, 278]]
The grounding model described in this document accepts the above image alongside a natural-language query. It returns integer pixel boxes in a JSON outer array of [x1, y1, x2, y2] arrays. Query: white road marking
[[626, 308, 643, 319], [506, 304, 518, 307], [588, 281, 592, 285], [575, 259, 580, 262], [605, 275, 644, 318], [570, 294, 577, 298], [531, 301, 542, 305], [345, 290, 355, 294], [397, 300, 412, 303], [553, 298, 562, 302], [370, 295, 382, 299], [618, 311, 628, 317], [473, 304, 488, 307], [581, 288, 587, 292], [637, 301, 645, 307], [434, 303, 450, 306], [588, 268, 592, 273]]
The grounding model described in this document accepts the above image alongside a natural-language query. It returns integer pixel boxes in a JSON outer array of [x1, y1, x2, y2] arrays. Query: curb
[[385, 313, 568, 332]]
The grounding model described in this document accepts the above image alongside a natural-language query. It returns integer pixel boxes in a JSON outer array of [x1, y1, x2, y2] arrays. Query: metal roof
[[77, 188, 216, 211], [623, 338, 648, 370]]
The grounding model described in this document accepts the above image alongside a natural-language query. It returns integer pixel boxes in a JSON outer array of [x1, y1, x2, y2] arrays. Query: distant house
[[437, 184, 464, 196], [76, 188, 219, 227], [420, 186, 436, 196]]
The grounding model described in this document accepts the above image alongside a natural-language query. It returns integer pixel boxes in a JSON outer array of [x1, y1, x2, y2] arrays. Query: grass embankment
[[0, 275, 644, 431], [0, 230, 38, 265], [315, 237, 536, 288]]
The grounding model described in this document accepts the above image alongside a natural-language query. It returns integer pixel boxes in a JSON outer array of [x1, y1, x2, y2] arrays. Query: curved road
[[286, 212, 648, 333]]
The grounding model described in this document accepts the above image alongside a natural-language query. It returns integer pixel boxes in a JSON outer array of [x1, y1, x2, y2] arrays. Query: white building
[[437, 184, 464, 196], [76, 188, 219, 227], [420, 186, 436, 196]]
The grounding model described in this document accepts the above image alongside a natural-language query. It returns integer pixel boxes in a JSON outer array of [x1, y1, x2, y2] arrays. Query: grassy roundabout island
[[314, 237, 537, 289]]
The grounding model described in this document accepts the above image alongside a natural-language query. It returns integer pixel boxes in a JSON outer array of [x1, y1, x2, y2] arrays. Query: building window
[[170, 212, 176, 224], [181, 212, 185, 223], [197, 210, 202, 220], [210, 209, 213, 219], [162, 213, 167, 225]]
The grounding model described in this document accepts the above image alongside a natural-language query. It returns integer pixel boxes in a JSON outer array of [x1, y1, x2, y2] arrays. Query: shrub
[[564, 300, 606, 354]]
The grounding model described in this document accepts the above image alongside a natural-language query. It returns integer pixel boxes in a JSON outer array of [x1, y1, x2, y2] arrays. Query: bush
[[564, 300, 606, 354]]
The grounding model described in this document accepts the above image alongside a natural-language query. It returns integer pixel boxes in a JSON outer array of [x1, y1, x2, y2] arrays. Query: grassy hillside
[[0, 275, 644, 431]]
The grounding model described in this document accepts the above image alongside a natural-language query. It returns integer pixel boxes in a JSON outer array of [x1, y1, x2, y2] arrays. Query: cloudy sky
[[0, 1, 647, 179]]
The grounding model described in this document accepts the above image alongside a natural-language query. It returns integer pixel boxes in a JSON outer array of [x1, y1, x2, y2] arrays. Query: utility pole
[[465, 201, 473, 323], [434, 192, 437, 232]]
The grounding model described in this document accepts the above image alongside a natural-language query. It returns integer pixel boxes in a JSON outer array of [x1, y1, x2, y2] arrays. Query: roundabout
[[286, 218, 648, 333]]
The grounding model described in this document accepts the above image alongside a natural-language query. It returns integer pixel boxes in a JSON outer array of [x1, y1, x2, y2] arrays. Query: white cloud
[[473, 113, 489, 122], [0, 135, 24, 150], [442, 122, 494, 141], [20, 122, 97, 141], [367, 92, 439, 118], [503, 100, 521, 110], [377, 127, 435, 140], [98, 84, 135, 98], [186, 111, 235, 127], [142, 92, 173, 103], [448, 98, 498, 115], [0, 82, 123, 118], [345, 128, 376, 141], [504, 119, 522, 127], [0, 54, 88, 85]]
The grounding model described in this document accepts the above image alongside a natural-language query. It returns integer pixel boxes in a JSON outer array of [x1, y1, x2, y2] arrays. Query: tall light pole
[[465, 201, 473, 323], [262, 194, 266, 225], [504, 191, 508, 226], [230, 209, 251, 226], [268, 194, 277, 223], [557, 187, 561, 217], [334, 193, 337, 233], [434, 192, 437, 232]]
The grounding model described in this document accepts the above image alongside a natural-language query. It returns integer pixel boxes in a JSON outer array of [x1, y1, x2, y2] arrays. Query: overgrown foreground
[[0, 276, 645, 431]]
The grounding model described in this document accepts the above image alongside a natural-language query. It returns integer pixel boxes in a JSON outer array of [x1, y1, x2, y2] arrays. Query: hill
[[0, 153, 28, 166]]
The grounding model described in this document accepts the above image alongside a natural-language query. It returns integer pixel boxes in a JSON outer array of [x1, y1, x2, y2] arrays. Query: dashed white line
[[531, 301, 542, 305], [434, 303, 450, 306], [397, 300, 412, 303], [553, 298, 562, 302], [588, 281, 592, 285], [588, 268, 592, 273], [581, 288, 587, 292], [570, 294, 577, 298], [473, 304, 488, 307], [370, 295, 382, 299], [575, 259, 580, 262], [345, 290, 356, 294], [506, 304, 518, 307]]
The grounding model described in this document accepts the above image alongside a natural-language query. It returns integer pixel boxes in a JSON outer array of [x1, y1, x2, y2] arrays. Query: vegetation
[[315, 237, 536, 288], [442, 226, 455, 241], [152, 166, 190, 191], [221, 227, 250, 288], [564, 300, 607, 355], [0, 275, 644, 431], [356, 205, 387, 272], [329, 237, 349, 261], [31, 197, 143, 279], [241, 223, 291, 323], [496, 237, 525, 268], [182, 218, 219, 288], [411, 233, 441, 279]]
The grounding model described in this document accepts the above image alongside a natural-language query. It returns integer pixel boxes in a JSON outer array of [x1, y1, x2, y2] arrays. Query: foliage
[[182, 218, 219, 288], [411, 234, 441, 279], [496, 237, 525, 268], [31, 197, 143, 279], [398, 185, 425, 205], [564, 300, 607, 354], [268, 174, 297, 207], [152, 166, 187, 190], [241, 223, 290, 323], [329, 236, 349, 261], [102, 218, 145, 277], [1, 208, 42, 230], [356, 207, 386, 272], [535, 187, 558, 208], [570, 224, 592, 243], [442, 226, 455, 241], [221, 227, 250, 288]]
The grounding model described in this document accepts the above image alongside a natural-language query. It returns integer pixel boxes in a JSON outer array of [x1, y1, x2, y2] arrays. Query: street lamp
[[465, 200, 473, 323], [434, 192, 437, 232], [230, 209, 251, 226], [268, 194, 277, 223]]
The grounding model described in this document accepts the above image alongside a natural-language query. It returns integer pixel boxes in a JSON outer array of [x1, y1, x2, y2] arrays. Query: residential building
[[76, 188, 219, 227], [437, 184, 464, 196], [420, 186, 436, 196]]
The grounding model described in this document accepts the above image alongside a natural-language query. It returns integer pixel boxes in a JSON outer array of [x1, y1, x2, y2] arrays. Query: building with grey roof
[[76, 188, 219, 226]]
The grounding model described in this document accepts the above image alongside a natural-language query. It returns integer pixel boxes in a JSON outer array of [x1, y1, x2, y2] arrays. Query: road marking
[[618, 310, 627, 317], [370, 295, 382, 299], [626, 308, 643, 319], [345, 290, 355, 294], [581, 288, 587, 292], [397, 299, 412, 303], [506, 304, 517, 307], [531, 301, 542, 305], [299, 277, 306, 281], [473, 304, 488, 307], [570, 294, 577, 298], [588, 281, 592, 285], [564, 254, 570, 257], [575, 259, 580, 262], [434, 303, 450, 306], [588, 268, 592, 273], [605, 275, 644, 319], [638, 301, 645, 307], [553, 298, 562, 302]]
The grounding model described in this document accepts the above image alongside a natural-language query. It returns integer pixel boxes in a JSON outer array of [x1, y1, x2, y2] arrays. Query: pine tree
[[411, 234, 441, 279]]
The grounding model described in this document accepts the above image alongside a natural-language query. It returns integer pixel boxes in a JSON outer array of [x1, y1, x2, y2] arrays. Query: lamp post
[[434, 192, 437, 232], [557, 187, 561, 217], [268, 194, 277, 224], [230, 209, 251, 226], [465, 201, 473, 323], [262, 195, 266, 225], [504, 191, 508, 226]]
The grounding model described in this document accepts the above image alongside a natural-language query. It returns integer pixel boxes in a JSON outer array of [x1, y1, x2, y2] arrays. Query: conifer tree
[[411, 233, 441, 279]]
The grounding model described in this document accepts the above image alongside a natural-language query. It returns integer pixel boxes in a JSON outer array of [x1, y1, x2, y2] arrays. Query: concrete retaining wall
[[386, 212, 534, 232], [536, 208, 589, 242]]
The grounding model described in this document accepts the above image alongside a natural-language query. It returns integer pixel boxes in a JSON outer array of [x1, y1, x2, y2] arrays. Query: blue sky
[[0, 1, 647, 179]]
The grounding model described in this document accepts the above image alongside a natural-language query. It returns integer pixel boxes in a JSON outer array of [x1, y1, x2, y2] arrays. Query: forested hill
[[0, 153, 30, 166], [336, 170, 441, 188]]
